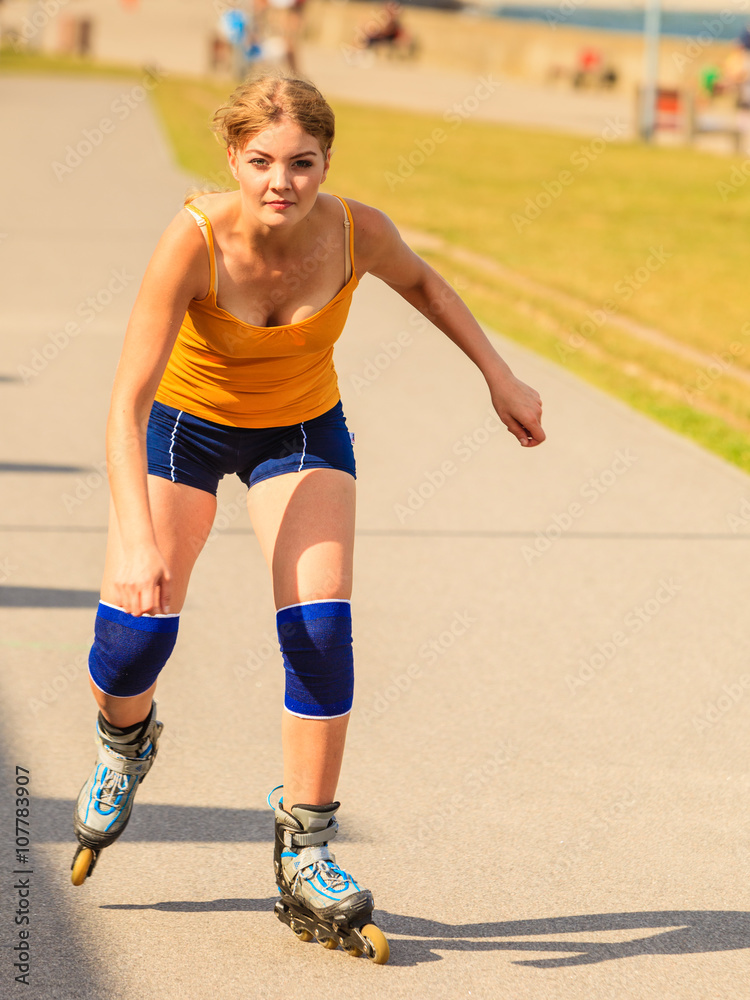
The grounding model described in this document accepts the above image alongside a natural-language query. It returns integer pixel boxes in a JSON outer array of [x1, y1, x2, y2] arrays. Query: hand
[[489, 371, 545, 448], [114, 544, 172, 616]]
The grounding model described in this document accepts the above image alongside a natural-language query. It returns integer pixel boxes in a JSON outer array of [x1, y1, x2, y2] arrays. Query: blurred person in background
[[261, 0, 308, 74]]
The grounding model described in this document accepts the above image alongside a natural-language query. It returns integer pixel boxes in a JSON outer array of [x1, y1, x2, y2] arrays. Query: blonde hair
[[211, 76, 335, 156]]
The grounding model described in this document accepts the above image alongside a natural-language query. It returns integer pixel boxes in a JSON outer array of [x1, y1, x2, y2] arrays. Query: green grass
[[150, 75, 234, 189], [4, 52, 749, 470], [330, 104, 750, 368], [0, 47, 141, 78]]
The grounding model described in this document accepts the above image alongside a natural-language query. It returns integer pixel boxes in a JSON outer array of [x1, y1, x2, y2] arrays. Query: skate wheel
[[345, 946, 363, 958], [71, 847, 95, 886], [320, 936, 339, 950], [361, 923, 390, 965], [293, 928, 313, 943]]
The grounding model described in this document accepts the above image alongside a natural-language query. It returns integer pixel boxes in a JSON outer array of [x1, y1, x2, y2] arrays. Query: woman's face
[[228, 117, 330, 229]]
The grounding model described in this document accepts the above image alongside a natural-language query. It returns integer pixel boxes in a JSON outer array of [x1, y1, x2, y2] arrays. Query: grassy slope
[[0, 48, 140, 78]]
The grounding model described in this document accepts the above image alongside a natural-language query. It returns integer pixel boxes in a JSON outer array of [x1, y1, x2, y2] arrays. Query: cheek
[[300, 169, 326, 189], [237, 168, 263, 189]]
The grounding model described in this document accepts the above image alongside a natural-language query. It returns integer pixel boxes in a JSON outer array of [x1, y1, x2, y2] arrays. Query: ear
[[320, 147, 332, 185], [227, 145, 239, 182]]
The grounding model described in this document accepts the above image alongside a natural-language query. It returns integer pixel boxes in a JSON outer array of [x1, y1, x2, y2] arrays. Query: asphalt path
[[1, 75, 750, 1000]]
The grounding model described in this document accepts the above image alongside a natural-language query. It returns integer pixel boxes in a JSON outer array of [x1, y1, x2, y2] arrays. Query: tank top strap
[[333, 195, 354, 285], [185, 203, 218, 298]]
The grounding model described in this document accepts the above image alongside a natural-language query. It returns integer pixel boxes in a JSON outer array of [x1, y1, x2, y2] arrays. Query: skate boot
[[71, 702, 163, 885], [269, 787, 389, 963]]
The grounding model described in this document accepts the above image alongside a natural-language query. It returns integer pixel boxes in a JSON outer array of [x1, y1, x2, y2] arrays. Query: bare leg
[[90, 476, 217, 727], [281, 713, 350, 805], [247, 468, 355, 807]]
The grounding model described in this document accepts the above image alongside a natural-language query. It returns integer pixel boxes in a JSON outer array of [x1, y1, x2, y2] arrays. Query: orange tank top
[[155, 195, 358, 428]]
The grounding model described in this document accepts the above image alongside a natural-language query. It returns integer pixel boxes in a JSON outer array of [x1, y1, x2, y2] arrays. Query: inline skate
[[71, 702, 163, 885], [270, 787, 389, 964]]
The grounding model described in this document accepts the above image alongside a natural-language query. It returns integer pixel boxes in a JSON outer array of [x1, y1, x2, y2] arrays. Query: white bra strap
[[338, 197, 352, 285], [185, 204, 218, 296], [185, 203, 208, 241]]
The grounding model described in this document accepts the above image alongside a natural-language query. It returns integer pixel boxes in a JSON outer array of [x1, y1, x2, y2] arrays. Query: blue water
[[487, 6, 749, 38]]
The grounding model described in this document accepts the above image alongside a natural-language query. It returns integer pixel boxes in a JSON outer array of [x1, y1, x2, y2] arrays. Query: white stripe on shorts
[[169, 410, 183, 482], [297, 421, 308, 473]]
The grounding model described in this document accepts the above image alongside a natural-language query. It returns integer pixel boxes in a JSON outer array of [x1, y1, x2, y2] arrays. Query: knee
[[276, 600, 353, 719], [89, 602, 180, 698]]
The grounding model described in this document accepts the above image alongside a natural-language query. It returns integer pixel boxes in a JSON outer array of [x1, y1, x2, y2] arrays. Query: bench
[[636, 87, 744, 152]]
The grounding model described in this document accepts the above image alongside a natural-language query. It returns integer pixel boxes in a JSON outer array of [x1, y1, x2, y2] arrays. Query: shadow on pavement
[[0, 462, 89, 473], [374, 909, 750, 967], [0, 524, 747, 541], [70, 904, 750, 968], [37, 799, 273, 843], [0, 586, 100, 607], [101, 897, 277, 912]]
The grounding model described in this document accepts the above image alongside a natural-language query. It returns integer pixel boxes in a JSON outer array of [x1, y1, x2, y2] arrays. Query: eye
[[248, 158, 268, 167], [293, 159, 314, 168]]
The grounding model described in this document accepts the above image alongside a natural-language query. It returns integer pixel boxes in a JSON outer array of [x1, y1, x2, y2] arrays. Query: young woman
[[70, 75, 544, 962]]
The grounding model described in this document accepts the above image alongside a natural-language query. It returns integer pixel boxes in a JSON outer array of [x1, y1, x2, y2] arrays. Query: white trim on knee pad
[[282, 705, 353, 721], [99, 600, 180, 619], [276, 598, 351, 614]]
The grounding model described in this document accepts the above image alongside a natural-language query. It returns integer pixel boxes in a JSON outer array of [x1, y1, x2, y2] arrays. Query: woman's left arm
[[352, 202, 545, 447]]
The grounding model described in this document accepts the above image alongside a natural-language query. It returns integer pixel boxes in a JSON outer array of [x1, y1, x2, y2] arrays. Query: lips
[[266, 200, 293, 209]]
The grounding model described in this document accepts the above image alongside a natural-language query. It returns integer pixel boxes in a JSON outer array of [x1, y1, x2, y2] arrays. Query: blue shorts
[[146, 399, 356, 496]]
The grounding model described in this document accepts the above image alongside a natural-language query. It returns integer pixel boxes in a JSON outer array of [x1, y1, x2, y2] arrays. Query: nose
[[269, 162, 291, 191]]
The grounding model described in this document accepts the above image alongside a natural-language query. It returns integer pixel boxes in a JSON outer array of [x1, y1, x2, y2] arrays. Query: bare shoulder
[[188, 190, 239, 230], [144, 204, 212, 301], [339, 197, 404, 274], [344, 198, 399, 243], [157, 204, 208, 254]]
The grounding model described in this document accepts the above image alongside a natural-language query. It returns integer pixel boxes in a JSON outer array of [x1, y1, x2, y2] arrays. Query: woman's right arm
[[106, 208, 210, 616]]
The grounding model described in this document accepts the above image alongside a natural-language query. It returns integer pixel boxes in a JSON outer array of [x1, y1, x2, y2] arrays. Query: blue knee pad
[[277, 600, 354, 719], [89, 601, 180, 698]]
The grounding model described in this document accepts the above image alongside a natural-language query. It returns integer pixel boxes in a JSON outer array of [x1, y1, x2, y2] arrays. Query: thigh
[[247, 468, 355, 610], [100, 475, 217, 613]]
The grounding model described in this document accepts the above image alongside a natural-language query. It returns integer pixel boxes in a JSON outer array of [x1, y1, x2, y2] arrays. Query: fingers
[[139, 584, 162, 617], [113, 560, 171, 617], [114, 582, 153, 617], [521, 417, 546, 447], [160, 569, 172, 615], [503, 408, 546, 448], [489, 375, 545, 449], [490, 401, 546, 446]]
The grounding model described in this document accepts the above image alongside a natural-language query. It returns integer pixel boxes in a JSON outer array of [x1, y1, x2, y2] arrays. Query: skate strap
[[290, 846, 351, 894], [291, 846, 335, 874], [282, 822, 338, 849], [96, 742, 155, 778]]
